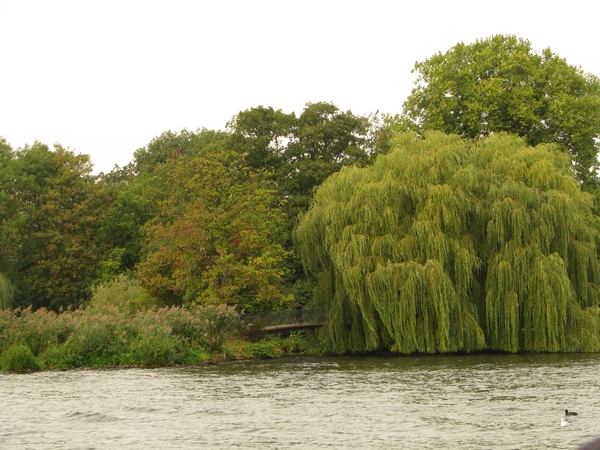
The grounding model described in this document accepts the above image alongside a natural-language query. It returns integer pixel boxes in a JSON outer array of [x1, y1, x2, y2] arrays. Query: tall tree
[[0, 138, 16, 295], [227, 106, 295, 173], [284, 102, 371, 219], [138, 151, 291, 311], [94, 128, 230, 280], [228, 102, 372, 221], [401, 35, 600, 187], [133, 128, 228, 175], [227, 103, 373, 304], [295, 132, 600, 354], [0, 272, 13, 310], [0, 142, 107, 309]]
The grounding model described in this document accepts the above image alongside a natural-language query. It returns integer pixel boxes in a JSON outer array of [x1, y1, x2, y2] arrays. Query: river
[[2, 353, 600, 449]]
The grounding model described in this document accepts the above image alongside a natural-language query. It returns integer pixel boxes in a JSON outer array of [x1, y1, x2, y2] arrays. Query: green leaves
[[402, 35, 600, 186], [138, 151, 291, 311], [0, 142, 107, 310], [0, 273, 13, 310], [295, 132, 600, 354]]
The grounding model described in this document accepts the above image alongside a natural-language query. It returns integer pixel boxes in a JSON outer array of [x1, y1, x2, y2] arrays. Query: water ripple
[[2, 354, 600, 448]]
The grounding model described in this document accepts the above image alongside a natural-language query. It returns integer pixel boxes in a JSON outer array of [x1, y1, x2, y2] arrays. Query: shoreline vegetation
[[3, 36, 600, 367], [0, 304, 323, 373]]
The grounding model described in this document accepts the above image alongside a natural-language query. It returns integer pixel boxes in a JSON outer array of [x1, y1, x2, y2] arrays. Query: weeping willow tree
[[0, 273, 14, 310], [294, 132, 600, 354]]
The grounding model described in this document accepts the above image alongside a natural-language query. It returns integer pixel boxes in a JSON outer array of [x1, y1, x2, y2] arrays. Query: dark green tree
[[227, 105, 295, 173], [228, 102, 372, 222], [1, 142, 107, 309], [284, 102, 371, 219], [401, 35, 600, 187], [133, 128, 228, 175], [227, 103, 374, 305]]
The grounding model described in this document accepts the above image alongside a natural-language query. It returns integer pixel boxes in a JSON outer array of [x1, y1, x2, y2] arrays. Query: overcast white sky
[[2, 0, 599, 174]]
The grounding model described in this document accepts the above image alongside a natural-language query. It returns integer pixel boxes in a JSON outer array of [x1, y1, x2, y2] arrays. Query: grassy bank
[[0, 305, 323, 372]]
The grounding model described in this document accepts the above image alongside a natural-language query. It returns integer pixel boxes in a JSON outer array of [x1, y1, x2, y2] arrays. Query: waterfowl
[[565, 409, 578, 416], [561, 418, 571, 427]]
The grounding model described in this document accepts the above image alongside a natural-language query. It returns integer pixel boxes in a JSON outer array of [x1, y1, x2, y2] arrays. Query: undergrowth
[[0, 303, 238, 371]]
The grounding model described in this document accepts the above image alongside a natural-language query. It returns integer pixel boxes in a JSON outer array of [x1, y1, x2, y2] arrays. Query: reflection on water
[[2, 353, 600, 449]]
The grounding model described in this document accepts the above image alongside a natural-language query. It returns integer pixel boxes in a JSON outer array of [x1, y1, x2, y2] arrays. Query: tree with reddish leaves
[[138, 150, 291, 311]]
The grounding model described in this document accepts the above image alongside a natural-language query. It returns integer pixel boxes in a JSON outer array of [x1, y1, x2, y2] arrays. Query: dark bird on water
[[565, 409, 578, 416]]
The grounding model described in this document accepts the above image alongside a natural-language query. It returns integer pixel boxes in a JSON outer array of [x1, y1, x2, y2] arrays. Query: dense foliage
[[0, 289, 239, 370], [2, 34, 600, 363], [295, 132, 600, 354], [0, 140, 111, 310], [400, 35, 600, 187], [138, 151, 291, 310]]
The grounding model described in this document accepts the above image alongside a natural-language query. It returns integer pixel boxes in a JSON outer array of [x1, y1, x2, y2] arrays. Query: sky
[[2, 0, 599, 174]]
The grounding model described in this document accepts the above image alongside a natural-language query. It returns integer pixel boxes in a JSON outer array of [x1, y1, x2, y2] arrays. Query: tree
[[401, 35, 600, 187], [226, 103, 375, 305], [93, 128, 230, 281], [0, 273, 13, 309], [227, 105, 295, 173], [138, 151, 291, 311], [284, 102, 371, 219], [133, 128, 228, 175], [294, 132, 600, 354], [0, 142, 107, 310], [228, 102, 373, 221], [0, 138, 16, 301]]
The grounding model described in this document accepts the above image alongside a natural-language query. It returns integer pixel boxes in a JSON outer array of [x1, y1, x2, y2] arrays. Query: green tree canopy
[[0, 272, 13, 310], [226, 105, 295, 173], [138, 151, 291, 311], [228, 102, 372, 221], [94, 128, 230, 280], [227, 103, 375, 304], [0, 142, 108, 309], [132, 128, 228, 175], [401, 35, 600, 187], [294, 132, 600, 354]]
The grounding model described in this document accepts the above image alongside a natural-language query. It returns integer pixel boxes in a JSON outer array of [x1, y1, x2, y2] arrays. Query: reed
[[0, 303, 239, 371]]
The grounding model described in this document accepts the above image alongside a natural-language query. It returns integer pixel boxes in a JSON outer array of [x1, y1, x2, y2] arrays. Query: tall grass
[[0, 303, 239, 371]]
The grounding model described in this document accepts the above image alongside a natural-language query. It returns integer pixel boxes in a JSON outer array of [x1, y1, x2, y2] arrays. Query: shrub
[[243, 340, 282, 359], [279, 331, 308, 353], [1, 344, 40, 371], [0, 301, 240, 370], [38, 345, 74, 370], [128, 330, 184, 366], [0, 307, 78, 357], [89, 275, 144, 313], [238, 318, 266, 342]]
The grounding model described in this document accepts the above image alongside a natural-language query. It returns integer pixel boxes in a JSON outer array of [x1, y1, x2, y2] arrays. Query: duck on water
[[565, 409, 578, 416]]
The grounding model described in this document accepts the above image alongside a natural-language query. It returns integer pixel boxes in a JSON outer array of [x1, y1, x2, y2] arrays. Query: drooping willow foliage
[[294, 132, 600, 354]]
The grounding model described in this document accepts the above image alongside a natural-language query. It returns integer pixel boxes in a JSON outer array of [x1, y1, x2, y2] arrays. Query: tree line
[[0, 101, 380, 311], [3, 35, 600, 354]]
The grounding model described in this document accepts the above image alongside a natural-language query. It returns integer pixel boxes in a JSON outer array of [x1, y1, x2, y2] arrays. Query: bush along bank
[[0, 305, 324, 371], [0, 304, 239, 371]]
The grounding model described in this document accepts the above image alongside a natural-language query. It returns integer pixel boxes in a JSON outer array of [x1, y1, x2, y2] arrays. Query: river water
[[2, 353, 600, 449]]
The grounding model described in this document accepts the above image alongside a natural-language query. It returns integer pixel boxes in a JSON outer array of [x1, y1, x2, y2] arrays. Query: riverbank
[[1, 333, 322, 373], [0, 304, 274, 372], [0, 303, 323, 372]]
